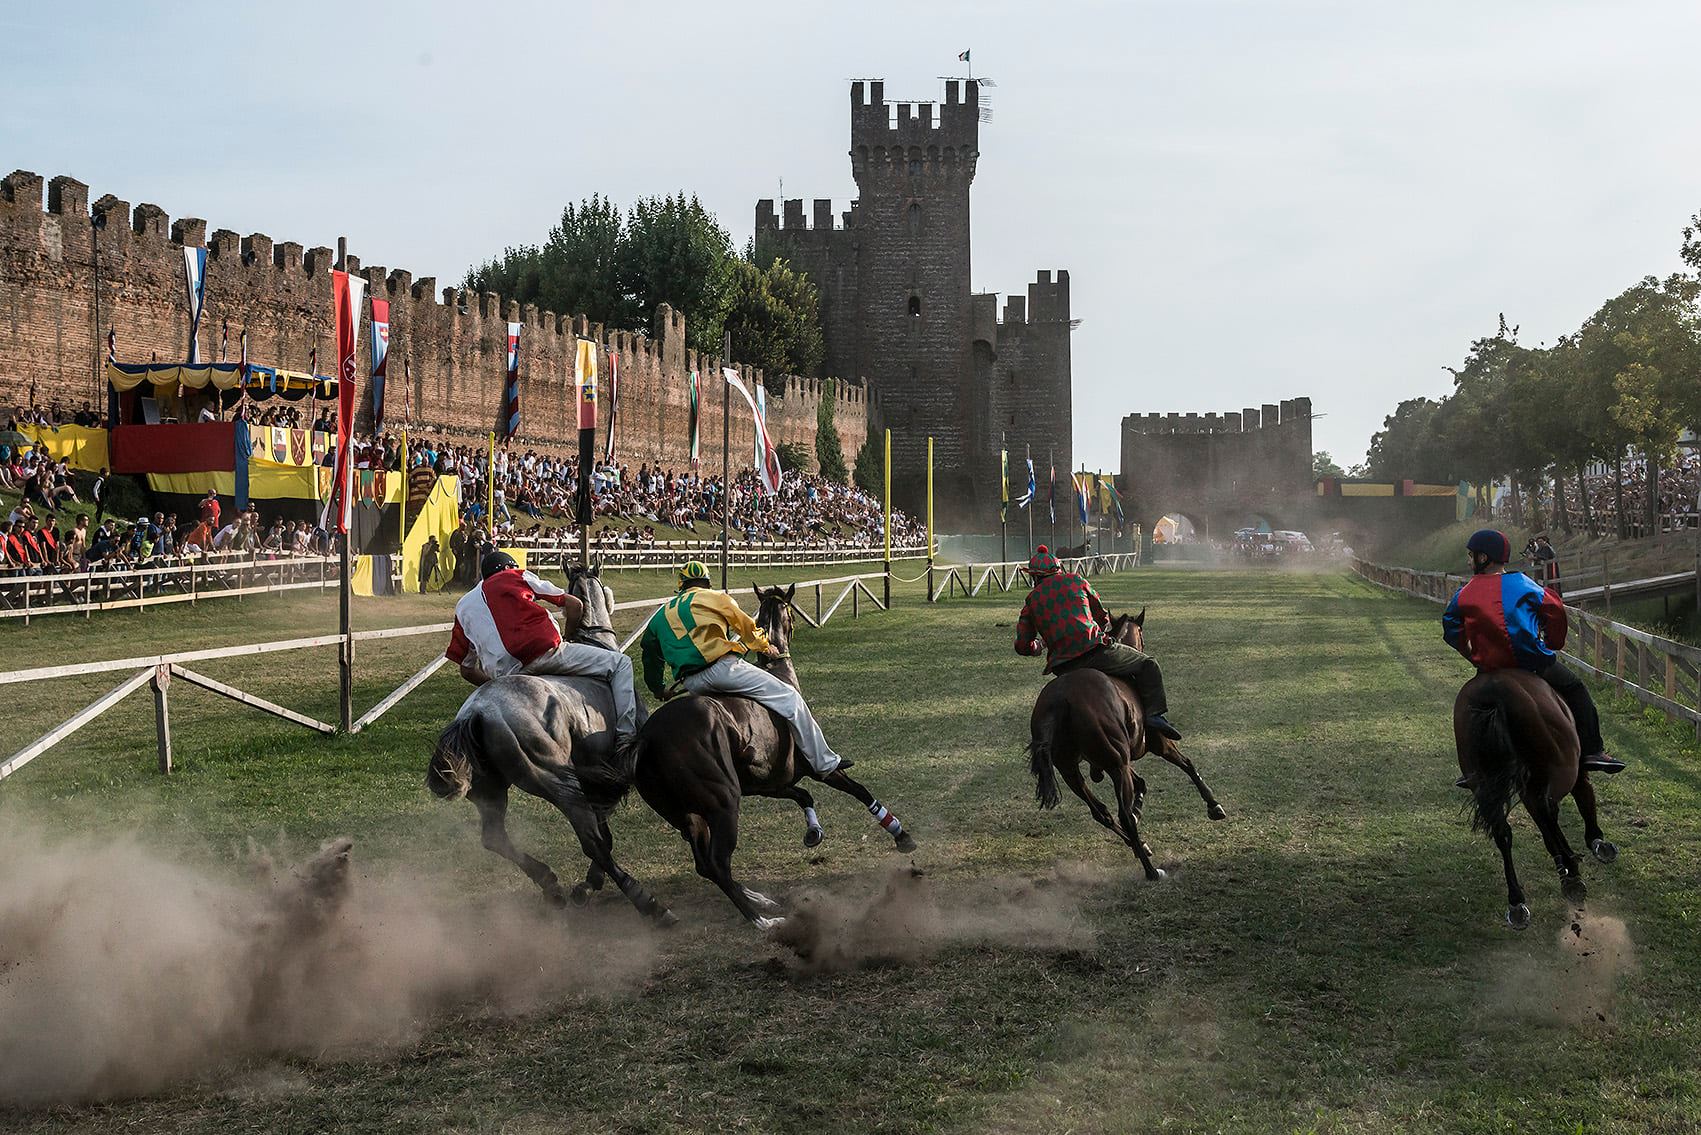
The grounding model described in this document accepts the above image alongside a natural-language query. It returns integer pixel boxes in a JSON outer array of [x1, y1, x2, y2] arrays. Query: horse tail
[[1028, 700, 1064, 810], [575, 731, 638, 807], [1466, 693, 1527, 835], [426, 714, 480, 801]]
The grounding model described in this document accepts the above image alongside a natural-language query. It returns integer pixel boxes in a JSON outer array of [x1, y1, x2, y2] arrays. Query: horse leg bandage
[[867, 799, 905, 838], [804, 806, 822, 833]]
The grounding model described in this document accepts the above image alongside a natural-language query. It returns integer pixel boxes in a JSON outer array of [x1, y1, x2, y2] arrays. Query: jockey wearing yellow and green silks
[[639, 560, 851, 776]]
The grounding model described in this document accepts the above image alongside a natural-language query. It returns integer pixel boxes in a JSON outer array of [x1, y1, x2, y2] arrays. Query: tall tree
[[722, 257, 826, 389], [815, 379, 848, 484], [1312, 451, 1345, 479], [620, 193, 736, 354], [464, 195, 629, 327]]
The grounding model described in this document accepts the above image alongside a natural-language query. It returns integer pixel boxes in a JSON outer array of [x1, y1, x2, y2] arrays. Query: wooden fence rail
[[1352, 556, 1701, 739], [928, 553, 1139, 603]]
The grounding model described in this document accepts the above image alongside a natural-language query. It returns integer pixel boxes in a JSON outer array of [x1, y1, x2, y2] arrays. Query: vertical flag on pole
[[107, 327, 115, 364], [753, 382, 767, 477], [1000, 446, 1010, 523], [687, 369, 700, 469], [503, 321, 521, 441], [1048, 455, 1056, 524], [575, 340, 598, 527], [1074, 472, 1090, 526], [402, 357, 412, 428], [604, 351, 620, 462], [219, 318, 228, 364], [329, 269, 366, 534], [1015, 457, 1035, 508], [238, 330, 247, 377], [182, 246, 208, 365], [722, 367, 781, 494], [370, 299, 390, 435]]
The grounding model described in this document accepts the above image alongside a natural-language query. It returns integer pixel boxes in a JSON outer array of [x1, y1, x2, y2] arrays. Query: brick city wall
[[1120, 397, 1315, 537], [0, 170, 874, 475]]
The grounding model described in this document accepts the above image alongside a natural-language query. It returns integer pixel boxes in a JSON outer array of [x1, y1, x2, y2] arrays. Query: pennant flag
[[687, 369, 700, 468], [999, 447, 1009, 523], [328, 269, 366, 533], [182, 246, 208, 365], [575, 339, 597, 429], [1015, 457, 1035, 509], [239, 330, 248, 376], [604, 351, 620, 461], [370, 298, 391, 435], [106, 327, 115, 364], [220, 318, 229, 363], [1105, 474, 1125, 522], [754, 382, 767, 476], [958, 48, 970, 63], [503, 321, 521, 440], [1047, 458, 1056, 524], [1074, 473, 1089, 526], [723, 367, 782, 495]]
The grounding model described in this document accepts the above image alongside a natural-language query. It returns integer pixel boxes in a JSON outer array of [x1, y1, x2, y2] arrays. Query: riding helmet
[[1028, 545, 1061, 576], [1465, 529, 1512, 564], [481, 550, 519, 579], [678, 559, 712, 590]]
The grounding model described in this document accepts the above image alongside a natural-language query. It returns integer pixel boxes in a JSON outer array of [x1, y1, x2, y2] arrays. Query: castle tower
[[848, 79, 979, 511]]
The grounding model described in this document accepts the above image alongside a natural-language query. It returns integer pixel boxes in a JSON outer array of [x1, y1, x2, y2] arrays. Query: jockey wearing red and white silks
[[445, 551, 638, 746]]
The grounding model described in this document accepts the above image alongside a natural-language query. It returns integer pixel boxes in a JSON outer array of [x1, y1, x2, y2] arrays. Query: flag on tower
[[370, 298, 390, 435], [503, 321, 521, 441], [182, 246, 208, 365], [958, 49, 970, 63]]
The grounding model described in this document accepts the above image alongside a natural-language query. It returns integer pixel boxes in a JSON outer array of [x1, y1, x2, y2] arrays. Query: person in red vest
[[199, 490, 221, 531], [445, 551, 638, 753]]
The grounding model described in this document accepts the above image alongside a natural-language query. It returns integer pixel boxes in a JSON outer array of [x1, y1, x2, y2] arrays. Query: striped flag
[[1014, 457, 1035, 509], [503, 321, 521, 440], [1000, 447, 1009, 522], [1074, 473, 1089, 526], [329, 270, 366, 533], [754, 382, 767, 475], [220, 318, 228, 363], [604, 351, 620, 461], [687, 369, 700, 468], [723, 367, 781, 495], [182, 246, 208, 365], [370, 298, 391, 434], [1048, 458, 1055, 524]]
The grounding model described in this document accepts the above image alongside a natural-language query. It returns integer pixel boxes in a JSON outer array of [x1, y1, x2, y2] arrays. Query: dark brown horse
[[1454, 669, 1617, 930], [631, 583, 917, 929], [1026, 610, 1227, 879]]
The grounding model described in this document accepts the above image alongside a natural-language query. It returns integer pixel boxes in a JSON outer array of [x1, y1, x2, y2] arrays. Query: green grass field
[[1, 566, 1698, 1134]]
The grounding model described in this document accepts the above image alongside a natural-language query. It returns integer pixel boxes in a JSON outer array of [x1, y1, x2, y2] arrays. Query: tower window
[[909, 295, 922, 318], [907, 203, 922, 235], [909, 158, 922, 176]]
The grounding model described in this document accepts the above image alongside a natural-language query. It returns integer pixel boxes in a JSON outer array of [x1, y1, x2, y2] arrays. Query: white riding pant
[[521, 642, 638, 739], [680, 655, 843, 775]]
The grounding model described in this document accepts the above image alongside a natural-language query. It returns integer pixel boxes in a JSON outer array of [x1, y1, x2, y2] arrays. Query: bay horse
[[425, 563, 676, 926], [1454, 668, 1617, 930], [1026, 610, 1227, 880], [631, 583, 917, 930]]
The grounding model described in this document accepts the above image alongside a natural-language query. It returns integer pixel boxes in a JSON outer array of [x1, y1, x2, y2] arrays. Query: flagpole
[[999, 431, 1007, 566], [399, 428, 409, 585], [882, 427, 892, 608], [1026, 442, 1034, 557], [487, 430, 496, 534], [1050, 445, 1057, 549], [720, 331, 731, 591], [926, 435, 935, 604]]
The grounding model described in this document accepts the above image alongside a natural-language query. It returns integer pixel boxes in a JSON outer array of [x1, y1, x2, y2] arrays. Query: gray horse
[[426, 563, 675, 926]]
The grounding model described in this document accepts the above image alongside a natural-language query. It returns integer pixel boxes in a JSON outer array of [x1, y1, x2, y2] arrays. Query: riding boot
[[1133, 662, 1181, 740], [1541, 661, 1622, 773]]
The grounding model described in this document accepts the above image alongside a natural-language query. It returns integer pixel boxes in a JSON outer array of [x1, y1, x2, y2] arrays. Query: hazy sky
[[6, 1, 1701, 471]]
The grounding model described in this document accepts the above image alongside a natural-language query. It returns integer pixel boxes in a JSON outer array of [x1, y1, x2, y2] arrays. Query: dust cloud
[[1484, 909, 1637, 1028], [0, 824, 657, 1107], [770, 863, 1097, 971]]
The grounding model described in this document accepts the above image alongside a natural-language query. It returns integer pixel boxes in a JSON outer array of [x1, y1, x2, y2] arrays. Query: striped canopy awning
[[105, 360, 338, 401]]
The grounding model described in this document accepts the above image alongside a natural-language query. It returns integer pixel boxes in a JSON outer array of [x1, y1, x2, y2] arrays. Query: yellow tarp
[[23, 424, 109, 472], [1341, 483, 1395, 497], [1406, 483, 1457, 497], [402, 476, 462, 593], [147, 465, 328, 501]]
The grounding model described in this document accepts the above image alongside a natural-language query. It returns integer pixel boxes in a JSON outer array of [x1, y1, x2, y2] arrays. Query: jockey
[[639, 559, 852, 776], [1015, 545, 1182, 741], [1443, 528, 1625, 787], [445, 550, 639, 752]]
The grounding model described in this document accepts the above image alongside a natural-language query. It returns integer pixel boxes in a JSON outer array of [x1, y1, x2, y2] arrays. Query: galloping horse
[[632, 583, 916, 930], [426, 564, 676, 926], [1454, 669, 1617, 930], [1026, 610, 1227, 880]]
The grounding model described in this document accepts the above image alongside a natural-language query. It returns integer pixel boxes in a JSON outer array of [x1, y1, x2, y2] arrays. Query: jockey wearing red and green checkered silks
[[1014, 545, 1182, 740]]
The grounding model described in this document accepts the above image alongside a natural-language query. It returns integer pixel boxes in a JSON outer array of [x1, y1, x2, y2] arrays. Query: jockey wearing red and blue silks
[[1442, 528, 1623, 781]]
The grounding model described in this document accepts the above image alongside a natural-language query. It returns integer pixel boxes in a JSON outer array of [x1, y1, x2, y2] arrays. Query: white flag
[[723, 367, 782, 495]]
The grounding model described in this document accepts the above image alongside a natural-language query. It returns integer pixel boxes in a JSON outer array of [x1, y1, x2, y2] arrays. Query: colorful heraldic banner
[[576, 340, 598, 429], [1074, 474, 1090, 525], [370, 299, 390, 435], [687, 369, 700, 467], [330, 270, 366, 533], [182, 246, 208, 365], [1000, 448, 1009, 523], [604, 351, 619, 462], [504, 321, 522, 440], [402, 474, 462, 593], [722, 367, 781, 495]]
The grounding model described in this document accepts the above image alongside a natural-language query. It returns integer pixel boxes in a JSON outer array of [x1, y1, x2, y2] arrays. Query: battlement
[[849, 79, 979, 182], [1122, 397, 1313, 436], [754, 197, 855, 237]]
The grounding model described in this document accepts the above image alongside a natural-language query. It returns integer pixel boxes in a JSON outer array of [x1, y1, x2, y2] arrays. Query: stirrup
[[1581, 753, 1626, 775], [1146, 715, 1182, 741], [1455, 774, 1475, 790]]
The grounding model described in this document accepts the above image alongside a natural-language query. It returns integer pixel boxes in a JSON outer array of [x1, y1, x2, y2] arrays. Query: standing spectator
[[91, 466, 109, 523]]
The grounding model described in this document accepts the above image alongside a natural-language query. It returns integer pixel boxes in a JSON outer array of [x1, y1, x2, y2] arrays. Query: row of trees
[[1360, 215, 1701, 537], [465, 194, 825, 382]]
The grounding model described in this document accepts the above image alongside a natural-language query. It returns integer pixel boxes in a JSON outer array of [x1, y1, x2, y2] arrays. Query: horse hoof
[[1591, 839, 1619, 864], [894, 833, 917, 853], [1505, 903, 1532, 931], [1208, 804, 1227, 822], [568, 883, 592, 908], [755, 915, 787, 934], [1148, 868, 1167, 882], [545, 889, 570, 910], [803, 826, 824, 849], [1561, 876, 1588, 905], [653, 909, 680, 930]]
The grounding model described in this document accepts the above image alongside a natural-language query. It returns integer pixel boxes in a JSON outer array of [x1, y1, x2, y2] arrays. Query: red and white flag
[[603, 351, 619, 462], [329, 270, 366, 533], [723, 367, 782, 495]]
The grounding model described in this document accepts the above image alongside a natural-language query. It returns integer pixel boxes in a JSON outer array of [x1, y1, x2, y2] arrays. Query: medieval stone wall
[[0, 170, 873, 476], [1119, 397, 1314, 538]]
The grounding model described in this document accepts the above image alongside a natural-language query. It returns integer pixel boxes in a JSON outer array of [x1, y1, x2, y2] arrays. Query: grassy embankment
[[1, 568, 1698, 1133]]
